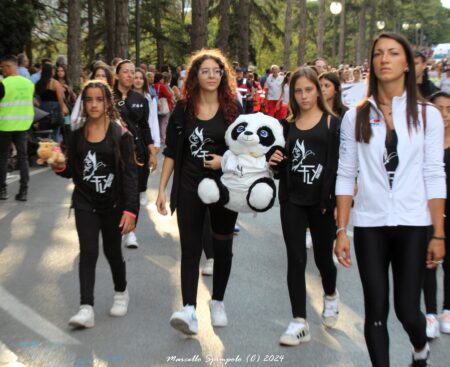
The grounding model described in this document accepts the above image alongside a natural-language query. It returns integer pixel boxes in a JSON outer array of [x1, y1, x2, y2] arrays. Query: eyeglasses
[[198, 68, 224, 78]]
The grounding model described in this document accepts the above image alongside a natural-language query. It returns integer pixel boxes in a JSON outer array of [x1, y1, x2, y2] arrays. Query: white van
[[432, 43, 450, 61]]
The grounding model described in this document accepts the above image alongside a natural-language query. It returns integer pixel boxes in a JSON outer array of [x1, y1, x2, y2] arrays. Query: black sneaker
[[0, 187, 8, 200], [15, 188, 27, 202]]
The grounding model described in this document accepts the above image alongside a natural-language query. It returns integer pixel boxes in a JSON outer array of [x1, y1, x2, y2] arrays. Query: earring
[[405, 68, 409, 72]]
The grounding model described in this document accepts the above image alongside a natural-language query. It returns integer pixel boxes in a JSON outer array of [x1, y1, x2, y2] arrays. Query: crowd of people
[[1, 31, 450, 367]]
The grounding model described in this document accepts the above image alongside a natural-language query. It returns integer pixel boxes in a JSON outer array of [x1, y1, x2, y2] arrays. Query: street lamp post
[[415, 23, 422, 47], [330, 2, 342, 66]]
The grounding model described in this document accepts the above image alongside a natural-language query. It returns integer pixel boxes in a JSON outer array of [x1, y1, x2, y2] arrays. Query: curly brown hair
[[81, 80, 122, 123], [182, 48, 238, 125]]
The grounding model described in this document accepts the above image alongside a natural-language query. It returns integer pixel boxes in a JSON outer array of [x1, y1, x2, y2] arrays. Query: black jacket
[[56, 121, 139, 215], [418, 80, 440, 100], [114, 87, 153, 163], [275, 115, 341, 210]]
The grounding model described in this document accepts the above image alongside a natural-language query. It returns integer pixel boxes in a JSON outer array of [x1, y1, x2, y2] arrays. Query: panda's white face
[[225, 113, 285, 157]]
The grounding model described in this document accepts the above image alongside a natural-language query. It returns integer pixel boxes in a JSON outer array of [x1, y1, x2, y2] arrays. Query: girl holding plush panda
[[51, 80, 138, 328], [156, 49, 243, 335], [269, 66, 340, 346]]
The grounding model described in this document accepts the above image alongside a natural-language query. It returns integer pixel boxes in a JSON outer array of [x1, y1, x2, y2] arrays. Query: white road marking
[[6, 167, 49, 185], [0, 286, 80, 345]]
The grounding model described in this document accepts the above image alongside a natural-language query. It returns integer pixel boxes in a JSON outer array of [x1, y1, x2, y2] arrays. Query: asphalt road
[[0, 164, 449, 367]]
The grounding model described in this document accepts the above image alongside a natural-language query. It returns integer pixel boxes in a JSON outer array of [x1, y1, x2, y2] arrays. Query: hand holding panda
[[198, 112, 285, 213]]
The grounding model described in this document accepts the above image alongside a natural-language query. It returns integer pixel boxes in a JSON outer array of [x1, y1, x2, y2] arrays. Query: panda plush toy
[[198, 112, 285, 213]]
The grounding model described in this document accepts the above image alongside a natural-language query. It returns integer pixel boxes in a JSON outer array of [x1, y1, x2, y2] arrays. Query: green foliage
[[22, 0, 450, 72], [0, 0, 35, 55]]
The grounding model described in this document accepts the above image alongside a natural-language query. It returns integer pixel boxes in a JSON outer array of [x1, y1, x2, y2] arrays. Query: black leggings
[[75, 208, 127, 306], [280, 201, 337, 318], [176, 187, 238, 307], [423, 218, 450, 314], [354, 226, 428, 367]]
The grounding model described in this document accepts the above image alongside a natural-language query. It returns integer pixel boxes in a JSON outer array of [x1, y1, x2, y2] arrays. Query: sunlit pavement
[[0, 164, 449, 367]]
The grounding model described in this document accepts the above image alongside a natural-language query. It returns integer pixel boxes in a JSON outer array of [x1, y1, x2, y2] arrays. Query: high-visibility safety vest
[[0, 75, 35, 132]]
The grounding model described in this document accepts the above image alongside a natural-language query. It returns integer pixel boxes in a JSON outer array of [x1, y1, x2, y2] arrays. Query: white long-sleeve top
[[336, 93, 446, 227], [144, 92, 160, 148]]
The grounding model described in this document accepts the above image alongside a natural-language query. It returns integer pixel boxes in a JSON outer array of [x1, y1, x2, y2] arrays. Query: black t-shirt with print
[[287, 113, 329, 206], [72, 137, 116, 211], [181, 109, 228, 192]]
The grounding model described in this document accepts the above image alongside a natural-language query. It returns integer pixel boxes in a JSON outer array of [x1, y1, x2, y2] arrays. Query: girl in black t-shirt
[[51, 81, 138, 329], [114, 60, 157, 249], [269, 67, 340, 346], [156, 49, 242, 335]]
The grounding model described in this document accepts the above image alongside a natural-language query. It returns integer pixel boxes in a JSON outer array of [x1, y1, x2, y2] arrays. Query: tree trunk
[[217, 0, 230, 53], [368, 0, 376, 49], [282, 0, 293, 71], [356, 1, 367, 65], [154, 5, 164, 69], [238, 0, 250, 67], [296, 0, 307, 66], [316, 0, 325, 58], [67, 0, 81, 88], [87, 0, 96, 64], [115, 0, 129, 58], [135, 0, 141, 65], [191, 0, 208, 51], [338, 0, 346, 64], [181, 0, 186, 23], [104, 0, 116, 63]]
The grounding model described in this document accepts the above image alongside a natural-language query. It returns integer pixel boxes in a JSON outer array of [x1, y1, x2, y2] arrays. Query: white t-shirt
[[441, 76, 450, 93], [282, 84, 289, 105], [266, 74, 284, 101]]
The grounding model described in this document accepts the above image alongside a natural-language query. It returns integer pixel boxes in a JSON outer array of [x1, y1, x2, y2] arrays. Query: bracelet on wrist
[[432, 236, 446, 241], [336, 227, 347, 236]]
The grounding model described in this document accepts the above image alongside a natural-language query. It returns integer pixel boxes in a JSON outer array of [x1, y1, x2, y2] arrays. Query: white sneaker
[[68, 305, 95, 328], [209, 300, 228, 327], [170, 305, 198, 335], [279, 318, 311, 346], [305, 232, 312, 249], [322, 290, 339, 328], [438, 309, 450, 334], [125, 231, 139, 249], [426, 314, 440, 338], [202, 258, 214, 276], [139, 192, 148, 206], [110, 289, 129, 317]]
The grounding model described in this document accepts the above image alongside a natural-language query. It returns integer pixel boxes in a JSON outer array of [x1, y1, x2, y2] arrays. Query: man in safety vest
[[0, 55, 35, 201]]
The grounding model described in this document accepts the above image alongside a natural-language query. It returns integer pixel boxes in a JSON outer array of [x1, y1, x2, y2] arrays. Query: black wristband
[[432, 236, 446, 241]]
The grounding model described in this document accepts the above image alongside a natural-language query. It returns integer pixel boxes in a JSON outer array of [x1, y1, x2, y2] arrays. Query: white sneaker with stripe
[[279, 318, 311, 346]]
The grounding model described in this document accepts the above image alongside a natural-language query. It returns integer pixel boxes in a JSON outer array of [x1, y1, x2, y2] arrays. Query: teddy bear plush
[[198, 112, 285, 213], [36, 140, 66, 165]]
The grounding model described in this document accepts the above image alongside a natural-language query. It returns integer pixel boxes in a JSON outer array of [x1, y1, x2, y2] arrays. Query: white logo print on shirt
[[189, 127, 213, 159], [83, 150, 114, 193], [383, 149, 398, 188], [291, 139, 323, 184]]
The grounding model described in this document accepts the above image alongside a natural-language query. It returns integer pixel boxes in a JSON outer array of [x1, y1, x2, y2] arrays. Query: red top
[[154, 81, 174, 111]]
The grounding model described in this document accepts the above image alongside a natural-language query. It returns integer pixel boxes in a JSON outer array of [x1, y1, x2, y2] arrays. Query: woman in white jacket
[[335, 32, 446, 367], [133, 68, 161, 205]]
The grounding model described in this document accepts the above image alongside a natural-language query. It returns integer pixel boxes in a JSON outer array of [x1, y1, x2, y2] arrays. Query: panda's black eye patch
[[231, 122, 248, 140], [257, 126, 275, 147]]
